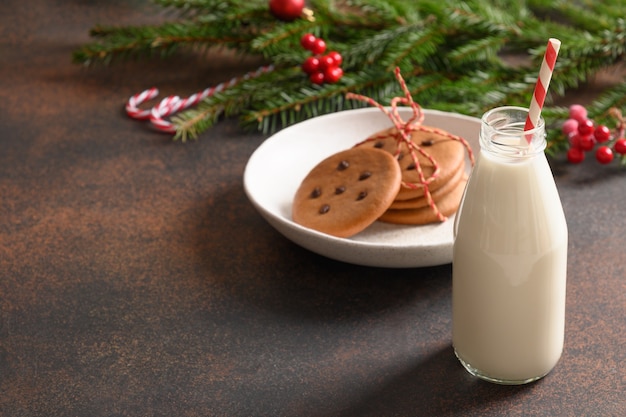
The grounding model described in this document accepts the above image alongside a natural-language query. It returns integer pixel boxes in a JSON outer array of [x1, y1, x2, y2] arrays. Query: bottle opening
[[481, 106, 546, 157]]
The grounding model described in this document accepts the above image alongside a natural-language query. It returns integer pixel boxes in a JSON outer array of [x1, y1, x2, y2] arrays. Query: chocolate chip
[[310, 187, 321, 198], [396, 152, 405, 161], [421, 139, 434, 146], [374, 141, 384, 148], [407, 162, 416, 170], [335, 186, 346, 195], [358, 171, 372, 181], [337, 160, 350, 171], [319, 204, 330, 214], [356, 191, 368, 201]]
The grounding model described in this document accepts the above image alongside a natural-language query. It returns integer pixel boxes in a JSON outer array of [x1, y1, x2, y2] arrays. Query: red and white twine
[[347, 67, 474, 222], [125, 65, 274, 133]]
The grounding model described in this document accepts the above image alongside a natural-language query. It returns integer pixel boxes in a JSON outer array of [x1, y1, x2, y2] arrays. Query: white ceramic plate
[[244, 107, 480, 268]]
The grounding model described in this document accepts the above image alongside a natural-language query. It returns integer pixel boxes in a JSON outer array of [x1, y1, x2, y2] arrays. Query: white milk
[[452, 107, 568, 384]]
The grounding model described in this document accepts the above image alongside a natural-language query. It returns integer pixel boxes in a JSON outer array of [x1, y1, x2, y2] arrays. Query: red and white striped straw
[[524, 38, 561, 144]]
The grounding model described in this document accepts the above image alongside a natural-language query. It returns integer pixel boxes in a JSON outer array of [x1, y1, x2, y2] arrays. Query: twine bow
[[346, 67, 474, 222]]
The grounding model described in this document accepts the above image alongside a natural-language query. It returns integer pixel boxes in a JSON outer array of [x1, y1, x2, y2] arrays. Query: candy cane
[[149, 95, 182, 133], [524, 38, 561, 144], [125, 87, 160, 120], [126, 65, 275, 134]]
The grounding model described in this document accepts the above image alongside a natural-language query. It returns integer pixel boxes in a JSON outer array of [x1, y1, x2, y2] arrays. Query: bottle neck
[[480, 106, 546, 161]]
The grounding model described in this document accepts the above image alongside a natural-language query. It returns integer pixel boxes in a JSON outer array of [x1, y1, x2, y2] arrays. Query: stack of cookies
[[292, 125, 469, 238], [358, 126, 468, 226]]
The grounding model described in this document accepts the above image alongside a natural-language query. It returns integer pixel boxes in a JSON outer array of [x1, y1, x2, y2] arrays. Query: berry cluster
[[300, 33, 344, 85], [563, 104, 626, 164]]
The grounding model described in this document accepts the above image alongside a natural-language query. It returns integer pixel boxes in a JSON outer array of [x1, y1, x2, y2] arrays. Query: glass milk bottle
[[452, 106, 568, 385]]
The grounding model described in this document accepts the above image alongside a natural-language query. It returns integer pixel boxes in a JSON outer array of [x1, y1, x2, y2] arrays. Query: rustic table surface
[[1, 1, 624, 416]]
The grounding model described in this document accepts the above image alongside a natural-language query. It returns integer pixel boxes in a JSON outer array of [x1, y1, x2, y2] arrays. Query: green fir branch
[[588, 81, 626, 120], [73, 0, 626, 152], [73, 21, 255, 65]]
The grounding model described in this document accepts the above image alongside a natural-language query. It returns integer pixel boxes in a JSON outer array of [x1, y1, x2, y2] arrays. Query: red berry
[[569, 104, 587, 122], [301, 56, 320, 74], [562, 118, 578, 136], [269, 0, 305, 21], [318, 54, 336, 71], [572, 133, 595, 151], [593, 125, 611, 143], [580, 135, 595, 151], [567, 147, 585, 164], [310, 38, 326, 55], [595, 146, 614, 164], [324, 66, 343, 83], [614, 138, 626, 155], [327, 51, 343, 67], [577, 118, 595, 136], [310, 71, 325, 85], [300, 33, 317, 51]]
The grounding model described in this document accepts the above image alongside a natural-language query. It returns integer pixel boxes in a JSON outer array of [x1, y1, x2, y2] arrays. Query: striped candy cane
[[125, 65, 274, 134], [149, 95, 183, 133], [126, 87, 160, 120]]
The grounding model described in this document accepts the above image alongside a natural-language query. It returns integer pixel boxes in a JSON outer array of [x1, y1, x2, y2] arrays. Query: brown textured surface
[[0, 2, 625, 416]]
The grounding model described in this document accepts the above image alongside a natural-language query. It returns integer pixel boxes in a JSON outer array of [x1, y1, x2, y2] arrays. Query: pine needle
[[74, 0, 626, 143]]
